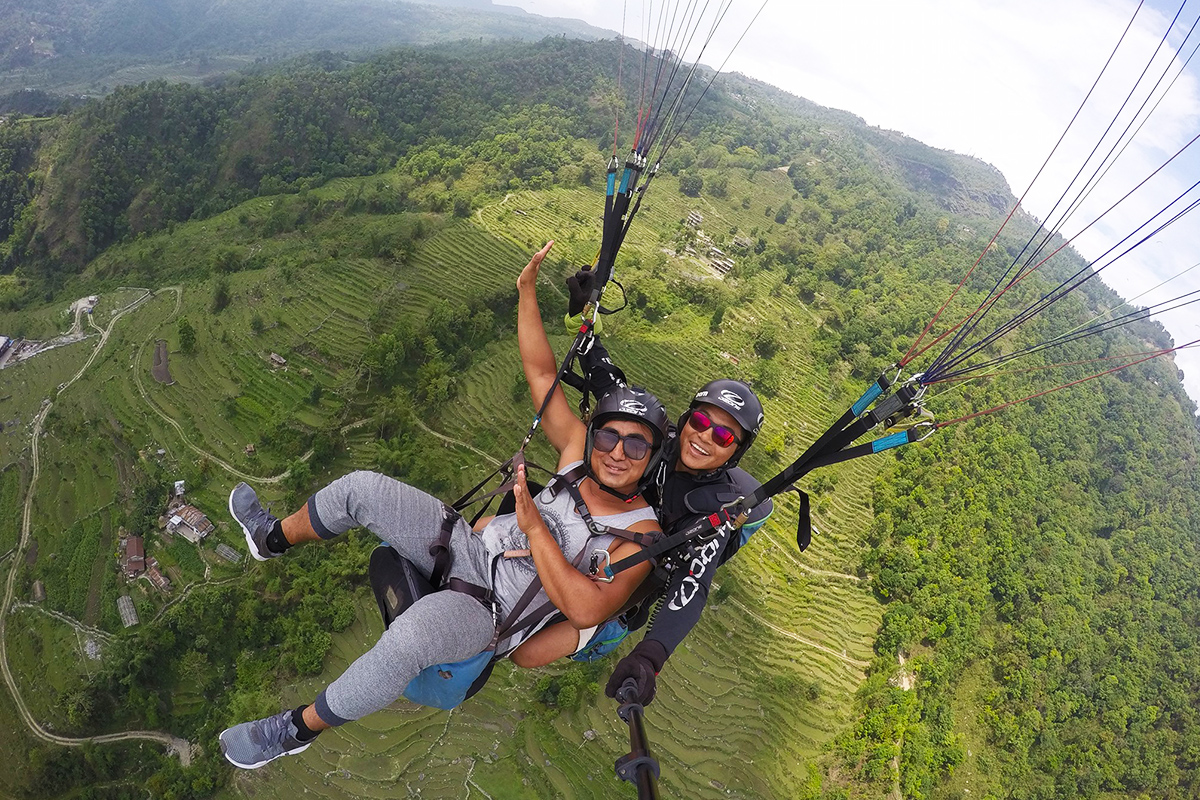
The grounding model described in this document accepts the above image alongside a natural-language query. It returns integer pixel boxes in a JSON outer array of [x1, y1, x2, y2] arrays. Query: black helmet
[[585, 385, 670, 501], [688, 379, 764, 469]]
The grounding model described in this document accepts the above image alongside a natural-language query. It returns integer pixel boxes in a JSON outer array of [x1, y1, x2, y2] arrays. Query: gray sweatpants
[[306, 471, 496, 725]]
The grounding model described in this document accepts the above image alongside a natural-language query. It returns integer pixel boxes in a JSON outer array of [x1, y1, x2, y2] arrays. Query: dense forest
[[0, 0, 606, 99], [2, 34, 1200, 800]]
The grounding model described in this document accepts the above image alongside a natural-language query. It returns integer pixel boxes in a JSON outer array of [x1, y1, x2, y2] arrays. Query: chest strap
[[434, 463, 661, 653], [545, 464, 661, 549]]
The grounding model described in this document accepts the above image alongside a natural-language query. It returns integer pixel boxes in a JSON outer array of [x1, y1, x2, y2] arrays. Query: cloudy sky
[[508, 0, 1200, 404]]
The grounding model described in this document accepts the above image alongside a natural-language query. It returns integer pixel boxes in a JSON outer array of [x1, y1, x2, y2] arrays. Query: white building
[[117, 596, 139, 628]]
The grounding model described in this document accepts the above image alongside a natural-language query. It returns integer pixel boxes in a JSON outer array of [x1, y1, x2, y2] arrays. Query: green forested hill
[[0, 0, 609, 97], [1, 37, 1199, 800]]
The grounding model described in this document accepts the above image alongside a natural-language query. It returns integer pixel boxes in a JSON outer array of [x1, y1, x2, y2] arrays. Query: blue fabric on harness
[[571, 618, 631, 662], [738, 517, 768, 547], [403, 650, 496, 710]]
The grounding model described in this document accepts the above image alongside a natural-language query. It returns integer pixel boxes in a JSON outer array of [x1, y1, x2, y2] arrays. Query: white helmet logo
[[718, 389, 745, 409], [619, 399, 648, 415]]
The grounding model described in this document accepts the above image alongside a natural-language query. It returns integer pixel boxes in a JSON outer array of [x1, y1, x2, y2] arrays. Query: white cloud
[[508, 0, 1200, 404]]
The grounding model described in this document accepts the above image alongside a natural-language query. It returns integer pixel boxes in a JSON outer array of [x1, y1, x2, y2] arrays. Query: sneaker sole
[[229, 487, 270, 562], [219, 729, 310, 769]]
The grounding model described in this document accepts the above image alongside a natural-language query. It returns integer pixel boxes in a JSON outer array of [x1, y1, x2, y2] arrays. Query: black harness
[[425, 463, 661, 654]]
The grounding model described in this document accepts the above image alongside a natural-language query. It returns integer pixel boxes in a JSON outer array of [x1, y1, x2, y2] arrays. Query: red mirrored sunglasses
[[686, 409, 742, 448]]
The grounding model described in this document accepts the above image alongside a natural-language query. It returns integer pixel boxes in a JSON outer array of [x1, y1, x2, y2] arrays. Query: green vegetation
[[0, 467, 22, 552], [0, 0, 610, 97], [0, 34, 1197, 800]]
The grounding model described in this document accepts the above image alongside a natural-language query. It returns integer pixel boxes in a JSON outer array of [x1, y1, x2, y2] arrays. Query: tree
[[679, 172, 703, 197], [753, 319, 784, 359], [211, 276, 231, 313], [177, 317, 196, 354]]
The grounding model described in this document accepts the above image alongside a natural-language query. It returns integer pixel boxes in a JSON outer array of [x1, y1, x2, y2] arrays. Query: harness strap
[[491, 546, 591, 651], [604, 507, 737, 580], [548, 464, 662, 548], [447, 577, 491, 602], [593, 375, 918, 574], [428, 504, 459, 591], [438, 463, 662, 654]]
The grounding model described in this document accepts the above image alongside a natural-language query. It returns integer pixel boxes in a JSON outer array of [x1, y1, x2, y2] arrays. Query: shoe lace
[[251, 711, 291, 753], [244, 496, 274, 531]]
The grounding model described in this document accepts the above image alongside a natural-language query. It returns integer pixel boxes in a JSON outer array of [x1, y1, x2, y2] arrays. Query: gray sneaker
[[219, 709, 312, 769], [229, 482, 280, 561]]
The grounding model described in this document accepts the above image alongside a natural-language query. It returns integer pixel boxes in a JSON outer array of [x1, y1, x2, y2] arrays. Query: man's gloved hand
[[605, 639, 669, 706], [566, 267, 597, 316]]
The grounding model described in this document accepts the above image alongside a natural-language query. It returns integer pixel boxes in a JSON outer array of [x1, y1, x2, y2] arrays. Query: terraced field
[[0, 467, 23, 553], [6, 168, 894, 798], [0, 338, 92, 467]]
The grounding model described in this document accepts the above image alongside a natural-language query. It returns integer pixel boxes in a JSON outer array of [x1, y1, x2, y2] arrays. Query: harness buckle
[[710, 496, 750, 535], [589, 549, 614, 582]]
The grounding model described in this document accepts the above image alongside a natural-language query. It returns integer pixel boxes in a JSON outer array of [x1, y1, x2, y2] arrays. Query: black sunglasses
[[593, 427, 652, 460]]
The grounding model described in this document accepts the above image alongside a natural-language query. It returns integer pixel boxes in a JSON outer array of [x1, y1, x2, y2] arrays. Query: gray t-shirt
[[479, 462, 656, 651]]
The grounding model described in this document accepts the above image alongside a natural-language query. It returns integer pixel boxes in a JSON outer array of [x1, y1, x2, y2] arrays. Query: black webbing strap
[[551, 465, 662, 549], [429, 504, 461, 591], [604, 380, 925, 577], [603, 507, 738, 580], [447, 576, 491, 602], [449, 450, 558, 527], [744, 383, 924, 510], [795, 489, 812, 552], [491, 545, 592, 652]]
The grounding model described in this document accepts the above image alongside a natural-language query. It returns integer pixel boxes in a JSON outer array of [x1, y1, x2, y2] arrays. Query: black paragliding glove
[[606, 639, 669, 706], [566, 267, 598, 316]]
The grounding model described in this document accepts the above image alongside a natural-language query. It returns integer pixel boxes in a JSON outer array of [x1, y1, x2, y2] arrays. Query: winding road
[[1, 285, 367, 766], [1, 290, 192, 764], [129, 288, 292, 485]]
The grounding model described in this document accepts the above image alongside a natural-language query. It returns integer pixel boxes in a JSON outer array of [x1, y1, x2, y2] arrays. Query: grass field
[[6, 606, 96, 728], [4, 166, 894, 798], [0, 466, 23, 553]]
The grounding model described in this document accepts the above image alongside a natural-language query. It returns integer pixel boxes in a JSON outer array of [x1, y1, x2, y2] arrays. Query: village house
[[167, 504, 214, 544], [121, 535, 146, 579], [145, 558, 172, 593], [269, 352, 287, 368]]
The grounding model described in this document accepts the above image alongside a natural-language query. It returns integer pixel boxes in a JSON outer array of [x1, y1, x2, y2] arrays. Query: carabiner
[[589, 548, 614, 582], [911, 420, 938, 442]]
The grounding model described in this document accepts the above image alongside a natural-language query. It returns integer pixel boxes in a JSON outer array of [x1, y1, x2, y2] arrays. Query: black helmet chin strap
[[583, 451, 656, 504], [592, 477, 643, 503]]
